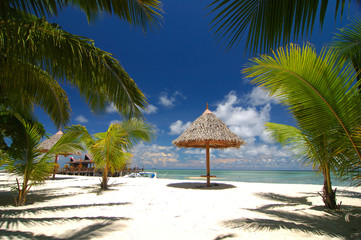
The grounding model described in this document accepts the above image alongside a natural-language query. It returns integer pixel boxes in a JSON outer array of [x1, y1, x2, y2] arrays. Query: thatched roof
[[172, 108, 246, 149], [38, 131, 80, 156], [38, 131, 64, 152]]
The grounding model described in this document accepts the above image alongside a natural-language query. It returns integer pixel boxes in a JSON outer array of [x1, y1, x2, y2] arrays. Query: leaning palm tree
[[243, 43, 361, 209], [5, 112, 84, 206], [208, 0, 351, 54], [67, 119, 154, 189], [266, 123, 341, 209]]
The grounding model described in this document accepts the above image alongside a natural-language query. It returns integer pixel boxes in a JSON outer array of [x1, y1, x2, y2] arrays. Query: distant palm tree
[[5, 112, 84, 206], [208, 0, 351, 54], [0, 0, 163, 129], [67, 119, 154, 189], [243, 43, 361, 209]]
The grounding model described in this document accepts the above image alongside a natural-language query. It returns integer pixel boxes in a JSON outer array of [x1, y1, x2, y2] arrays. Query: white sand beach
[[0, 173, 360, 240]]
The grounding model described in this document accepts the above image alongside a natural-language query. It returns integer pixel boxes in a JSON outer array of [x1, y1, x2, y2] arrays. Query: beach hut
[[67, 154, 94, 169], [172, 105, 245, 186], [38, 131, 79, 179]]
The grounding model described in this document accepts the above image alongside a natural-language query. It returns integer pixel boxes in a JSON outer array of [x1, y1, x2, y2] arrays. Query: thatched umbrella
[[38, 131, 78, 179], [172, 105, 246, 186]]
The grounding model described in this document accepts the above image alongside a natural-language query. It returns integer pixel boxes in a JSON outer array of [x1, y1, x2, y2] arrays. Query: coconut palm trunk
[[321, 163, 337, 209], [15, 175, 32, 206], [101, 166, 109, 189]]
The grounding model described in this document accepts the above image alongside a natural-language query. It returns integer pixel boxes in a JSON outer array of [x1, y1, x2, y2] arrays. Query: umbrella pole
[[206, 142, 210, 187]]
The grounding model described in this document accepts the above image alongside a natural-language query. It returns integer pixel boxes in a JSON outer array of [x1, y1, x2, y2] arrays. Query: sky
[[37, 1, 360, 170]]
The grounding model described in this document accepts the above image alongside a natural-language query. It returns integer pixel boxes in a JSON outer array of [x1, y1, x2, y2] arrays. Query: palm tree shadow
[[0, 183, 104, 206], [0, 220, 127, 240], [79, 182, 126, 195], [0, 202, 131, 229], [224, 192, 361, 239]]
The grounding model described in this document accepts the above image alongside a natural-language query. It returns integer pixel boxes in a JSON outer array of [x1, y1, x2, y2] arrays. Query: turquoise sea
[[149, 170, 351, 186]]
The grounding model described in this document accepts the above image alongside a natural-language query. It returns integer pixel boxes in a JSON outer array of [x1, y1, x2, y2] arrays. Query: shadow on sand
[[167, 182, 236, 190], [0, 220, 128, 240], [224, 191, 361, 239], [0, 202, 131, 239]]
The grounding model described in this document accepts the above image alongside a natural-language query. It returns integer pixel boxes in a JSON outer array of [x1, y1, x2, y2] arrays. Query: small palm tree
[[6, 113, 84, 206], [67, 119, 154, 189], [243, 43, 361, 209], [265, 123, 340, 209]]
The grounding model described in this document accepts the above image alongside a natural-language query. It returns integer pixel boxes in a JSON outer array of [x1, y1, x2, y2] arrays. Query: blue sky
[[37, 1, 360, 170]]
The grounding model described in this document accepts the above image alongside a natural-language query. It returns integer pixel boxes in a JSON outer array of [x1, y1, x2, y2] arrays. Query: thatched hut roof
[[38, 131, 64, 152], [172, 108, 246, 149], [38, 131, 80, 156]]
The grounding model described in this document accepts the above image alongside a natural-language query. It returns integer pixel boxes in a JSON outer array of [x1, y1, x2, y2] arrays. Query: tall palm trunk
[[321, 163, 337, 209]]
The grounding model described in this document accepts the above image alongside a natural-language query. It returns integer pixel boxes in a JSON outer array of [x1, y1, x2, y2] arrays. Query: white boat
[[124, 172, 157, 178]]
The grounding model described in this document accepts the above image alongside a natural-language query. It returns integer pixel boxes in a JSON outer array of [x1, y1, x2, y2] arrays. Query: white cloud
[[106, 103, 118, 113], [159, 94, 174, 108], [130, 143, 179, 168], [142, 104, 158, 114], [214, 91, 272, 144], [184, 148, 205, 155], [75, 115, 88, 123], [246, 87, 278, 106], [158, 91, 185, 108], [169, 120, 191, 135]]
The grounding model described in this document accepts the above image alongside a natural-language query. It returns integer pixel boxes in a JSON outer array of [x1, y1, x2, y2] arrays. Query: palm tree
[[208, 0, 351, 54], [333, 16, 361, 83], [5, 112, 84, 206], [66, 119, 154, 189], [243, 43, 361, 209], [0, 0, 163, 130], [265, 123, 340, 209]]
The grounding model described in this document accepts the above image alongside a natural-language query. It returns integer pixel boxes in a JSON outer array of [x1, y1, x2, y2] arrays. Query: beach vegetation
[[243, 43, 361, 209], [208, 0, 351, 54], [0, 1, 163, 183], [333, 16, 361, 84], [0, 0, 163, 131], [4, 113, 84, 206], [66, 119, 154, 189]]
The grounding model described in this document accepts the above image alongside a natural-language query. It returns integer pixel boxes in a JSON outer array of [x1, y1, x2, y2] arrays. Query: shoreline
[[1, 173, 360, 239]]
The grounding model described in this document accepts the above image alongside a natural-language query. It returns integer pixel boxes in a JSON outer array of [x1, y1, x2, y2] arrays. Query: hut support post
[[206, 142, 210, 187]]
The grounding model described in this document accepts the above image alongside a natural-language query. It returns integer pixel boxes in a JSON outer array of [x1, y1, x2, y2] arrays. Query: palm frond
[[0, 55, 71, 129], [243, 43, 361, 182], [116, 119, 155, 150], [65, 125, 94, 149], [0, 0, 163, 32], [208, 0, 348, 54], [6, 115, 49, 182], [0, 12, 147, 119], [333, 16, 361, 80]]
